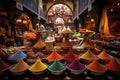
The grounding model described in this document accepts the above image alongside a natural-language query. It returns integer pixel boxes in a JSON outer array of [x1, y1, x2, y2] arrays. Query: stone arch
[[47, 2, 73, 16]]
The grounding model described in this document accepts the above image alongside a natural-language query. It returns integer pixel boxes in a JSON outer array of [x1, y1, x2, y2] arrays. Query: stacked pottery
[[0, 60, 10, 75], [105, 59, 120, 76], [64, 50, 79, 63], [86, 59, 107, 76], [98, 50, 113, 64], [46, 50, 62, 61], [10, 58, 29, 75], [80, 49, 98, 64], [67, 59, 86, 75], [29, 57, 47, 75], [48, 60, 66, 76]]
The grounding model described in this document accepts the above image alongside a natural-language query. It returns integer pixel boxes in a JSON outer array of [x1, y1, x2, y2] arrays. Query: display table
[[0, 66, 119, 80], [0, 45, 120, 80]]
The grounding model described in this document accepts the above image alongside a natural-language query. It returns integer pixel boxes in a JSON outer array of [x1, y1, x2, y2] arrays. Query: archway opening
[[47, 3, 73, 33]]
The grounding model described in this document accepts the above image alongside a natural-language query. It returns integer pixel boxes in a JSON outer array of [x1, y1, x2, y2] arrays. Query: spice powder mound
[[86, 59, 106, 72], [9, 50, 26, 60], [29, 58, 47, 72], [98, 50, 113, 61], [10, 58, 29, 72], [48, 60, 66, 71], [80, 49, 98, 59], [46, 50, 62, 61], [67, 59, 85, 70], [64, 50, 79, 60], [34, 39, 46, 48], [105, 59, 120, 71]]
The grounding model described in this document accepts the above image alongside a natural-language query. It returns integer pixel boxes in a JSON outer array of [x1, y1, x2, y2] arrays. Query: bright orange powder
[[46, 50, 62, 61], [34, 39, 46, 48], [98, 50, 113, 61], [86, 59, 106, 72]]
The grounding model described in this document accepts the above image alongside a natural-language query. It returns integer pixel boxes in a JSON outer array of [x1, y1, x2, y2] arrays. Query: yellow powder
[[10, 58, 29, 72], [81, 41, 91, 47], [34, 39, 46, 48], [80, 49, 98, 59], [29, 58, 47, 72]]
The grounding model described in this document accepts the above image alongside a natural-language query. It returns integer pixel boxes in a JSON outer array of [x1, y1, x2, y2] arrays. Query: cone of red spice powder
[[105, 59, 120, 71], [86, 59, 107, 76], [64, 50, 79, 63]]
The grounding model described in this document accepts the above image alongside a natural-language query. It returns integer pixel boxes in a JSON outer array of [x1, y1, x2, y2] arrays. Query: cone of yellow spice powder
[[29, 57, 47, 75], [80, 49, 98, 64], [33, 39, 46, 49]]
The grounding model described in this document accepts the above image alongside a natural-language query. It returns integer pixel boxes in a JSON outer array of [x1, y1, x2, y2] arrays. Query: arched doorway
[[47, 3, 73, 33]]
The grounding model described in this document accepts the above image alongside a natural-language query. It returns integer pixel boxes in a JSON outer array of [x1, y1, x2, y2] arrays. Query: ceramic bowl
[[48, 67, 66, 75], [30, 70, 45, 75], [0, 67, 10, 75], [10, 70, 26, 75], [111, 71, 120, 76], [9, 65, 27, 75], [67, 66, 86, 75], [87, 68, 107, 76]]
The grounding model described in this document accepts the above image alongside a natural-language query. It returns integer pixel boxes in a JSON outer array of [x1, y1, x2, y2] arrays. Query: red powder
[[105, 59, 120, 71], [46, 50, 62, 61], [0, 60, 10, 71], [64, 50, 79, 60]]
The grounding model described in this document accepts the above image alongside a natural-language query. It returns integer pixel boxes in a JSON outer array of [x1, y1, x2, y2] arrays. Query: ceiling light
[[91, 19, 94, 22], [110, 9, 113, 12], [117, 3, 120, 6]]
